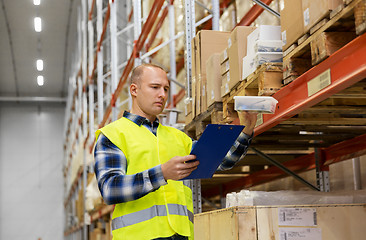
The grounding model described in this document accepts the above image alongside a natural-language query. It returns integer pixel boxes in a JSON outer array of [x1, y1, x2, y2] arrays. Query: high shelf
[[63, 0, 366, 239]]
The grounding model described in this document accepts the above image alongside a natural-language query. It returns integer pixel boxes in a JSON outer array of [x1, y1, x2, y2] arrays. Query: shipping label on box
[[279, 228, 322, 240], [278, 208, 317, 226]]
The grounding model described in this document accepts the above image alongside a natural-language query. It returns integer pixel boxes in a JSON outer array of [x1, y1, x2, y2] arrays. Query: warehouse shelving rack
[[63, 0, 366, 239]]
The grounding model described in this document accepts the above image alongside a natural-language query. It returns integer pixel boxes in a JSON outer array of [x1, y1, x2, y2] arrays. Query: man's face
[[131, 66, 170, 119]]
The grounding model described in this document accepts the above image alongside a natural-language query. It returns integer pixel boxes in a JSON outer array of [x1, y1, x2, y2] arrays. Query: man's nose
[[158, 88, 167, 98]]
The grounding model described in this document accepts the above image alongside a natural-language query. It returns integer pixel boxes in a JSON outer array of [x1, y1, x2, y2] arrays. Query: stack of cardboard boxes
[[185, 0, 347, 125], [280, 0, 343, 51], [280, 0, 345, 83], [186, 30, 230, 124]]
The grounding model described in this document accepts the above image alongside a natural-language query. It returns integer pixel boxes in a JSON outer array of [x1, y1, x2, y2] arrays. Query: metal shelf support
[[251, 147, 320, 191]]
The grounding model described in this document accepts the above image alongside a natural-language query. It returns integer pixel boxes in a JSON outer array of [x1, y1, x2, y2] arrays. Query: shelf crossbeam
[[206, 34, 366, 197], [242, 33, 366, 136], [204, 133, 366, 198]]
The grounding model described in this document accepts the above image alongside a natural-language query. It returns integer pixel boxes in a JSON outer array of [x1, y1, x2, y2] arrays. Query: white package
[[254, 40, 283, 53], [254, 52, 283, 66], [234, 96, 278, 113], [247, 25, 282, 56]]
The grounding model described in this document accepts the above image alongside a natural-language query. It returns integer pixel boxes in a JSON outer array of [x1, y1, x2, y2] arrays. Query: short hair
[[130, 63, 166, 85]]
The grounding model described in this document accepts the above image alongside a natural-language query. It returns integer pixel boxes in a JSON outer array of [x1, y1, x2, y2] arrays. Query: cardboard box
[[191, 38, 197, 118], [185, 99, 193, 125], [228, 26, 256, 90], [195, 204, 366, 240], [206, 53, 222, 107], [242, 55, 256, 81], [194, 30, 230, 113], [220, 48, 229, 64], [220, 59, 230, 76], [221, 71, 230, 98], [302, 0, 343, 32], [280, 0, 305, 51]]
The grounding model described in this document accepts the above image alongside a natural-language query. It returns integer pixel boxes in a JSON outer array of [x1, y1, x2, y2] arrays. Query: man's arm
[[217, 111, 257, 171], [94, 133, 167, 205], [217, 132, 252, 171]]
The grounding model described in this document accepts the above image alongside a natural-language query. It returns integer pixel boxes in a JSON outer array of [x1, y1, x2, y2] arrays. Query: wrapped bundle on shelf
[[226, 190, 366, 207], [242, 25, 283, 81]]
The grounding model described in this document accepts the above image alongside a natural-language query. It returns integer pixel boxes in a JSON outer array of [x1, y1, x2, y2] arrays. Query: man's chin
[[151, 107, 164, 116]]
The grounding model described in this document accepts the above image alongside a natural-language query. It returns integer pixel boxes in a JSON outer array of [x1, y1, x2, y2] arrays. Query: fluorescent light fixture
[[33, 0, 41, 5], [36, 59, 43, 71], [34, 17, 42, 32], [37, 75, 44, 86]]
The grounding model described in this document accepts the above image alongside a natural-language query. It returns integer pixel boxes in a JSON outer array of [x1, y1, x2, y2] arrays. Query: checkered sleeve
[[94, 133, 167, 205], [216, 132, 253, 171]]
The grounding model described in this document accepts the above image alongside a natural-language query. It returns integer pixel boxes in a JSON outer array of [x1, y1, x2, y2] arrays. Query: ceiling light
[[37, 75, 44, 86], [34, 17, 42, 32], [33, 0, 41, 5], [36, 59, 43, 71]]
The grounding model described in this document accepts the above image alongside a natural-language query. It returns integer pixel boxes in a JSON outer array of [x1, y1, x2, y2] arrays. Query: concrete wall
[[0, 103, 65, 240]]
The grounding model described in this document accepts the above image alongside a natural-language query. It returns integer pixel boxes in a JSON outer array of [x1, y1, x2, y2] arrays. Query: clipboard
[[183, 124, 245, 180]]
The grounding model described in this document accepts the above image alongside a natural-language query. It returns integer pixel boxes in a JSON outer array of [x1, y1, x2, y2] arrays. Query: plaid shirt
[[94, 111, 252, 205]]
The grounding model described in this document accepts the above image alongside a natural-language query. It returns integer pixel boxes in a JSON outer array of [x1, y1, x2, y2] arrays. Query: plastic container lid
[[233, 96, 278, 114]]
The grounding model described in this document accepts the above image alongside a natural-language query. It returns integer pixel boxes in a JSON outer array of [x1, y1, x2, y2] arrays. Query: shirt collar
[[123, 111, 160, 127]]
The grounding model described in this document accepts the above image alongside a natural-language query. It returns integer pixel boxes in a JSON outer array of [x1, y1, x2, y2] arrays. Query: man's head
[[129, 64, 170, 122]]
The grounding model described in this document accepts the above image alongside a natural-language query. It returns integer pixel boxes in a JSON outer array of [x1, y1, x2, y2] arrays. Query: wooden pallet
[[283, 0, 364, 85], [184, 102, 223, 139], [222, 63, 283, 122]]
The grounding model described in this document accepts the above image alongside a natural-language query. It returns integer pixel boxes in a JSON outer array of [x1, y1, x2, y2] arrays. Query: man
[[94, 64, 257, 240]]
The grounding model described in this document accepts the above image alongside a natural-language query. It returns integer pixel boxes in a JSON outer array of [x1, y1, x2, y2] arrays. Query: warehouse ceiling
[[0, 0, 79, 101]]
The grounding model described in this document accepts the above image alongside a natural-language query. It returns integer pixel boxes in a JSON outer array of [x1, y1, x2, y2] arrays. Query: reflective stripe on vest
[[112, 204, 194, 231]]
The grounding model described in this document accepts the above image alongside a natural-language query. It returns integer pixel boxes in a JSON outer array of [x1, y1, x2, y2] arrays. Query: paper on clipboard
[[183, 124, 244, 180]]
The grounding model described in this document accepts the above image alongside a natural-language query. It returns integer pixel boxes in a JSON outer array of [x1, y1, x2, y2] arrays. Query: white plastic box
[[234, 96, 278, 113], [241, 52, 283, 81], [254, 52, 283, 66], [247, 25, 282, 56], [254, 40, 283, 53]]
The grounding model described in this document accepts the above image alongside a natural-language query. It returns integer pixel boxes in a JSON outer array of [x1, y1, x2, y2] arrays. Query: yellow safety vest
[[96, 117, 194, 240]]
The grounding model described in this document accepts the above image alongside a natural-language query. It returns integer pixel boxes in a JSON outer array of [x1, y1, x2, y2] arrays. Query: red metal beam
[[145, 6, 169, 51], [98, 0, 165, 129], [203, 133, 366, 198], [88, 0, 96, 20], [135, 0, 165, 51], [236, 0, 273, 27], [204, 33, 366, 197], [89, 4, 111, 82], [233, 33, 366, 135]]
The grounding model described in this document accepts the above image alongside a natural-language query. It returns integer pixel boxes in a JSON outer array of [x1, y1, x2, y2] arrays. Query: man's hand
[[161, 155, 199, 180], [237, 111, 257, 136]]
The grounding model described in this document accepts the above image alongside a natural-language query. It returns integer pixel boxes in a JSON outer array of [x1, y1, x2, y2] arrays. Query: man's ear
[[130, 83, 138, 97]]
